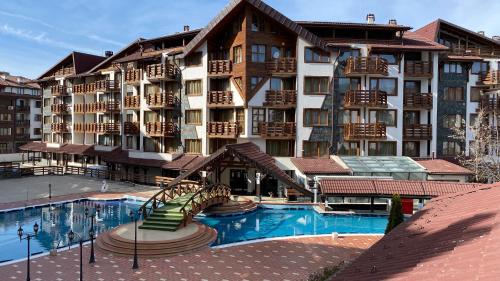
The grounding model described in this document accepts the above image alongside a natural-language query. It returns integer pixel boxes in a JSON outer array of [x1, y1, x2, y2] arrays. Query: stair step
[[138, 225, 178, 231], [141, 220, 181, 227]]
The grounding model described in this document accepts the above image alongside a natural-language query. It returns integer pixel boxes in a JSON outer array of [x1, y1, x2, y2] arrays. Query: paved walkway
[[0, 235, 380, 281]]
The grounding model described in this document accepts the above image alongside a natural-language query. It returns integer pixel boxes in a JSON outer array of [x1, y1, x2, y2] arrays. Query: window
[[185, 52, 202, 67], [403, 141, 419, 157], [186, 80, 202, 96], [368, 141, 397, 156], [185, 110, 202, 125], [233, 45, 242, 64], [443, 114, 462, 128], [251, 14, 265, 32], [250, 77, 263, 90], [236, 108, 245, 133], [0, 114, 11, 121], [35, 101, 42, 108], [443, 63, 462, 74], [34, 114, 42, 122], [470, 87, 482, 102], [370, 78, 397, 96], [33, 128, 41, 135], [337, 142, 359, 156], [251, 45, 266, 62], [43, 98, 51, 107], [372, 53, 397, 64], [126, 136, 135, 150], [43, 116, 51, 124], [252, 108, 265, 135], [0, 128, 11, 135], [304, 48, 330, 63], [338, 49, 360, 63], [471, 61, 488, 74], [304, 109, 329, 126], [303, 141, 330, 158], [443, 87, 464, 101], [369, 110, 397, 127], [443, 141, 462, 156], [470, 113, 478, 126], [304, 77, 329, 95], [266, 140, 294, 157], [185, 139, 202, 154]]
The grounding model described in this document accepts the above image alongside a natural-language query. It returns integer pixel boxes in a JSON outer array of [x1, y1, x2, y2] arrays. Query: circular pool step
[[203, 199, 257, 216]]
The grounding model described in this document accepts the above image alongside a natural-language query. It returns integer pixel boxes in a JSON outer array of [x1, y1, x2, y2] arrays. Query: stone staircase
[[138, 193, 194, 231]]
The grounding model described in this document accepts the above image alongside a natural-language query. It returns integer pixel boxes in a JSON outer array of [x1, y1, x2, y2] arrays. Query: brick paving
[[0, 235, 379, 281]]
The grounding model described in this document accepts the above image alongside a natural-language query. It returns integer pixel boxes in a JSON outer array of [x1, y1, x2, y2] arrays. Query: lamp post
[[129, 210, 139, 269], [48, 183, 52, 200], [256, 172, 261, 202], [201, 170, 207, 189], [67, 230, 83, 281], [17, 222, 39, 281], [84, 205, 101, 264]]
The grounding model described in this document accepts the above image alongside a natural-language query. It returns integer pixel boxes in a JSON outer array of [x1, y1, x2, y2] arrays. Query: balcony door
[[271, 46, 292, 59], [210, 78, 229, 91], [343, 109, 360, 124], [404, 111, 420, 125], [270, 77, 295, 91], [404, 81, 420, 95]]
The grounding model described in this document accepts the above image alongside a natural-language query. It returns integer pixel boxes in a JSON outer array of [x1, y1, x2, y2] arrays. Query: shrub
[[385, 193, 404, 234]]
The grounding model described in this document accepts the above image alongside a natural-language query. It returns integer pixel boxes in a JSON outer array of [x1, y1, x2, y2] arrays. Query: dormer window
[[251, 14, 265, 32]]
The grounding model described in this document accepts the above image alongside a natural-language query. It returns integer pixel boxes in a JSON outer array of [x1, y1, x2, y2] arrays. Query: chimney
[[492, 35, 500, 41], [183, 25, 190, 32], [105, 51, 113, 58], [477, 31, 485, 36], [366, 14, 375, 24], [388, 19, 397, 25]]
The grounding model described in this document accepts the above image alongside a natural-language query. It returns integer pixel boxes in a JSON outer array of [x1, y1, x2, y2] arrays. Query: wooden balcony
[[51, 85, 67, 96], [124, 96, 140, 109], [405, 61, 432, 78], [263, 90, 297, 108], [146, 92, 177, 108], [480, 71, 500, 85], [207, 91, 233, 107], [95, 80, 120, 92], [51, 104, 69, 114], [258, 122, 296, 139], [145, 122, 178, 137], [74, 123, 120, 134], [15, 105, 30, 112], [73, 102, 120, 113], [124, 122, 139, 135], [124, 69, 142, 85], [208, 60, 232, 75], [343, 123, 386, 140], [207, 121, 240, 138], [344, 57, 388, 76], [266, 58, 297, 74], [15, 120, 30, 127], [479, 96, 500, 112], [450, 46, 500, 58], [146, 63, 178, 81], [403, 124, 432, 140], [403, 93, 433, 109], [344, 90, 387, 108], [72, 83, 97, 94], [51, 123, 69, 133], [54, 67, 74, 77]]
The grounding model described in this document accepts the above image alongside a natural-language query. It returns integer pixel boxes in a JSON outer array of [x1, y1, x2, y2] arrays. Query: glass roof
[[340, 156, 426, 173]]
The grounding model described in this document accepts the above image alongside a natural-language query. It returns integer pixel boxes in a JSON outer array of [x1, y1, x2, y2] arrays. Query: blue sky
[[1, 0, 499, 79]]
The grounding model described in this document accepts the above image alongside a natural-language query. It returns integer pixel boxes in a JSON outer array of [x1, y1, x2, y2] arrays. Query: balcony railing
[[51, 104, 68, 114], [207, 91, 233, 107], [258, 122, 296, 139], [124, 69, 142, 85], [124, 96, 141, 109], [344, 90, 387, 108], [480, 71, 500, 85], [73, 123, 120, 134], [343, 123, 386, 140], [208, 60, 232, 75], [15, 120, 30, 127], [15, 105, 30, 112], [405, 61, 432, 77], [124, 122, 140, 135], [344, 57, 388, 76], [73, 102, 120, 113], [54, 67, 74, 77], [403, 93, 433, 109], [146, 92, 177, 108], [51, 123, 69, 133], [450, 46, 500, 58], [146, 63, 178, 81], [145, 122, 178, 137], [207, 121, 240, 138], [479, 96, 500, 112], [266, 58, 297, 74], [95, 80, 121, 92], [263, 90, 297, 107], [51, 85, 67, 96], [403, 124, 432, 140]]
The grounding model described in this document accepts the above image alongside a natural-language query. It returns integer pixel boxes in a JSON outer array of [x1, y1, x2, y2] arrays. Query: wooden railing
[[124, 122, 139, 135], [15, 120, 30, 127], [145, 122, 178, 137], [266, 57, 297, 73], [207, 121, 240, 138], [207, 91, 233, 106], [208, 60, 232, 75], [450, 46, 500, 58], [344, 90, 387, 108], [405, 61, 432, 77], [124, 96, 140, 109], [15, 105, 30, 112], [20, 166, 64, 177], [343, 123, 386, 140], [403, 124, 432, 140], [51, 85, 67, 96], [179, 183, 231, 226], [51, 104, 68, 114], [124, 69, 142, 84], [403, 93, 433, 109], [54, 67, 74, 77], [51, 123, 69, 133], [258, 122, 296, 139], [263, 90, 297, 107], [95, 80, 120, 92], [73, 123, 120, 134], [479, 96, 500, 112], [146, 92, 177, 108], [480, 71, 500, 85], [345, 57, 388, 76], [146, 63, 178, 81]]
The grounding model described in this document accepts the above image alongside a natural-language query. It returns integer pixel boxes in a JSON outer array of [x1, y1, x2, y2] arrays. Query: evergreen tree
[[385, 194, 404, 234]]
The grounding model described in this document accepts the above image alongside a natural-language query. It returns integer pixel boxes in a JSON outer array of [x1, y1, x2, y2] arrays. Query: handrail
[[179, 183, 231, 226]]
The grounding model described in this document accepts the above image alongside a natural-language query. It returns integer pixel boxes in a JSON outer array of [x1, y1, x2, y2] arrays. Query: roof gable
[[37, 51, 105, 80]]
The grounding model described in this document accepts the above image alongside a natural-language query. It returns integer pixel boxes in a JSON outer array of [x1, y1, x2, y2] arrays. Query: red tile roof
[[412, 20, 439, 41], [416, 159, 474, 175], [290, 158, 350, 175], [320, 179, 479, 197], [367, 32, 448, 51], [162, 154, 206, 171], [333, 182, 500, 281]]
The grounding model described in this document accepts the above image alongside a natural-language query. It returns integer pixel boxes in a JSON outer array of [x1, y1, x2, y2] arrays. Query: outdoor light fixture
[[67, 230, 83, 281], [18, 222, 39, 281]]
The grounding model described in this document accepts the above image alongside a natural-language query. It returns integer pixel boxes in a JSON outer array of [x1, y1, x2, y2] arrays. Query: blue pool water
[[0, 200, 387, 262]]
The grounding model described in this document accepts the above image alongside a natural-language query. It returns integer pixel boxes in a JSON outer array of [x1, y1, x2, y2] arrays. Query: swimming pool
[[0, 200, 387, 263]]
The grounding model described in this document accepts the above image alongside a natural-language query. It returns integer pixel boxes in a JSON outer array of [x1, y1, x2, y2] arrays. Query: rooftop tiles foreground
[[0, 235, 379, 281]]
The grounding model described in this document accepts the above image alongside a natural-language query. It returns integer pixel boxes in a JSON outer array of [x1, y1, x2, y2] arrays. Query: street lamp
[[201, 170, 207, 189], [256, 172, 261, 202], [48, 183, 52, 200], [17, 222, 39, 281], [67, 230, 83, 281], [129, 210, 139, 269], [84, 204, 101, 264]]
